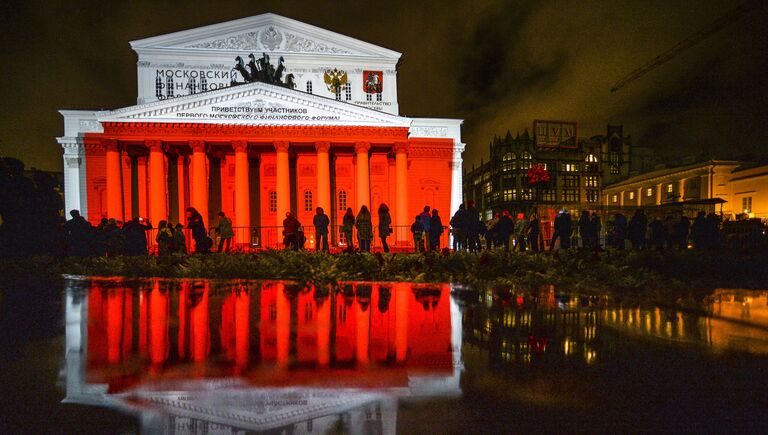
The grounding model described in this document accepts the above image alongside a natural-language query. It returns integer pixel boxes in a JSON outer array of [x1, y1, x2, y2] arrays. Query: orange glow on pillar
[[317, 289, 331, 367], [190, 141, 208, 227], [147, 140, 167, 225], [235, 287, 250, 367], [356, 289, 370, 364], [191, 282, 210, 362], [355, 142, 371, 210], [315, 142, 331, 213], [233, 141, 251, 245], [177, 155, 188, 224], [275, 141, 290, 228], [149, 280, 169, 365], [394, 142, 409, 239], [395, 283, 409, 362], [106, 288, 131, 363], [276, 283, 290, 367], [104, 140, 124, 221], [177, 282, 189, 358]]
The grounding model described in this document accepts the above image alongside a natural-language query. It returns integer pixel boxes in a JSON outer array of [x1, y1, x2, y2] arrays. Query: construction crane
[[610, 0, 764, 92]]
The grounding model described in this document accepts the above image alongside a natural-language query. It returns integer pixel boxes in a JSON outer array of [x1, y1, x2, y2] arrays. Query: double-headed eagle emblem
[[323, 68, 348, 94]]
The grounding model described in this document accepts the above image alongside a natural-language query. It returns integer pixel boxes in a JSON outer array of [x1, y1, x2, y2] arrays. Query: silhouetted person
[[450, 203, 468, 251], [466, 201, 481, 252], [496, 211, 514, 252], [282, 211, 301, 250], [591, 213, 602, 248], [216, 211, 234, 253], [356, 205, 373, 252], [378, 203, 392, 253], [514, 213, 527, 251], [691, 211, 706, 249], [186, 207, 210, 253], [674, 216, 690, 249], [63, 210, 93, 257], [313, 207, 330, 252], [578, 211, 593, 250], [174, 223, 187, 254], [428, 209, 444, 251], [550, 209, 571, 251], [649, 217, 665, 250], [418, 206, 432, 252], [628, 209, 648, 249], [485, 212, 500, 251], [528, 214, 541, 252], [411, 215, 425, 252], [705, 213, 721, 249], [613, 213, 628, 249], [342, 207, 355, 252], [156, 220, 174, 256], [123, 217, 151, 256]]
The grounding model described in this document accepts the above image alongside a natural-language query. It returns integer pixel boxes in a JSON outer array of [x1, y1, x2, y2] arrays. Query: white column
[[449, 142, 466, 246], [60, 140, 88, 217]]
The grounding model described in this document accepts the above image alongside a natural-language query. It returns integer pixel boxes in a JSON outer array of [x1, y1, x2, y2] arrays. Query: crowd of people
[[61, 198, 735, 257]]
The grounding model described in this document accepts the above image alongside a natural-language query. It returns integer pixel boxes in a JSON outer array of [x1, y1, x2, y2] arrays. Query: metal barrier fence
[[145, 225, 452, 253]]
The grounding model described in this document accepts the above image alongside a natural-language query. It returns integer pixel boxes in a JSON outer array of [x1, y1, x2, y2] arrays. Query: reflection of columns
[[276, 283, 290, 367], [149, 280, 169, 366], [355, 142, 371, 210], [317, 290, 331, 366], [233, 141, 251, 243], [316, 142, 331, 213], [395, 283, 409, 362], [235, 287, 250, 367], [191, 282, 210, 362], [104, 139, 124, 221], [190, 141, 209, 227], [147, 140, 167, 225], [275, 141, 290, 227], [678, 178, 686, 201], [356, 295, 370, 364], [106, 289, 131, 364], [394, 142, 409, 231]]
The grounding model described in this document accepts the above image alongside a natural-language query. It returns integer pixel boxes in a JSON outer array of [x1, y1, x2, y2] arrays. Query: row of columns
[[103, 139, 411, 231]]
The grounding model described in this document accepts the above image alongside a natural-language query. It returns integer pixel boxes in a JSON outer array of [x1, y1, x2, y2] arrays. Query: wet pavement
[[1, 278, 767, 434]]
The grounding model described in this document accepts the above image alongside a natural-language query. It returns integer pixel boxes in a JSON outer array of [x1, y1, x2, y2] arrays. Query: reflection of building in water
[[463, 288, 604, 367], [63, 278, 463, 434]]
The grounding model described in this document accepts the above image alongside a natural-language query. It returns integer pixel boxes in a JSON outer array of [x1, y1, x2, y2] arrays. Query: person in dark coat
[[341, 207, 355, 253], [690, 211, 707, 249], [411, 215, 425, 252], [673, 216, 690, 250], [123, 217, 151, 256], [174, 223, 187, 254], [378, 203, 392, 253], [313, 207, 330, 252], [528, 213, 541, 252], [649, 217, 665, 250], [550, 209, 571, 251], [428, 209, 444, 251], [578, 211, 592, 250], [355, 206, 373, 252], [282, 211, 301, 250], [628, 209, 648, 249], [591, 213, 602, 249], [495, 211, 514, 252], [613, 213, 628, 249], [450, 203, 468, 251], [155, 220, 174, 256], [466, 201, 481, 252], [186, 207, 210, 253], [705, 212, 721, 249], [63, 210, 94, 257]]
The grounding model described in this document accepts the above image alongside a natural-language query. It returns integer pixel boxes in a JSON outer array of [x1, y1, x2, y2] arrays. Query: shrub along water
[[1, 250, 766, 306]]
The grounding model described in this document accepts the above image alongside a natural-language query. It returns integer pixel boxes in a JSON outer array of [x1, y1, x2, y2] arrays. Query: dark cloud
[[0, 0, 766, 171]]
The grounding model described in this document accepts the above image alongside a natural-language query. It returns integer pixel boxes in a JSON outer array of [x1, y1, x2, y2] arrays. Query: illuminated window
[[628, 191, 635, 200], [587, 190, 599, 202], [345, 83, 352, 101], [304, 190, 313, 212], [612, 194, 618, 203], [562, 175, 579, 188], [484, 182, 492, 194], [306, 80, 313, 94], [585, 154, 598, 162], [338, 190, 347, 211], [503, 152, 512, 161], [542, 189, 556, 202], [269, 191, 277, 213], [562, 189, 579, 203], [563, 163, 579, 172], [609, 151, 620, 174], [585, 176, 598, 187], [666, 183, 673, 193], [520, 152, 532, 170], [646, 188, 653, 197], [503, 189, 516, 201], [742, 197, 752, 213]]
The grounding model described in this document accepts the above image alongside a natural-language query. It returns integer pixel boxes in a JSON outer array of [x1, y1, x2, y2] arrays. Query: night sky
[[1, 0, 767, 172]]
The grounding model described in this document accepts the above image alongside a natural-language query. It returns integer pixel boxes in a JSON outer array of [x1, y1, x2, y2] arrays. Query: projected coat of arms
[[323, 68, 348, 94], [363, 71, 383, 94]]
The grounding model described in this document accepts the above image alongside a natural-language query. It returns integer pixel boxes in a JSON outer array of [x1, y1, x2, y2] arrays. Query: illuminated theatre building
[[58, 14, 464, 247]]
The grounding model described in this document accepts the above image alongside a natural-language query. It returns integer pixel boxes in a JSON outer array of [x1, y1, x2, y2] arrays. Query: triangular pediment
[[131, 13, 401, 59], [97, 82, 411, 127]]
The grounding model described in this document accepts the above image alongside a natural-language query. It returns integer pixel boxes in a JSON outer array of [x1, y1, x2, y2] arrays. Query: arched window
[[503, 152, 512, 161], [306, 80, 313, 94], [304, 190, 313, 212], [585, 154, 598, 162], [338, 190, 347, 211], [520, 151, 532, 170], [269, 191, 277, 213], [521, 151, 532, 160]]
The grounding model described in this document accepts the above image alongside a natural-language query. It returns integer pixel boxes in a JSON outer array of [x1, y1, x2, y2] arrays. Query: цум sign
[[534, 120, 578, 148]]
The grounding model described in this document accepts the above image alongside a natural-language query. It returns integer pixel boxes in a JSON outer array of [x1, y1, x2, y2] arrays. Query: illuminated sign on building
[[534, 120, 578, 148]]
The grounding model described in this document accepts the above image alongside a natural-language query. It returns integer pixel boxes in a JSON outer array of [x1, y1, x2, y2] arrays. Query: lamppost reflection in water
[[63, 278, 463, 434]]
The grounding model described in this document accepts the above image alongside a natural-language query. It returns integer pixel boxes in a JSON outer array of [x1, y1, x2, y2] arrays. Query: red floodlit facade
[[59, 14, 465, 249]]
